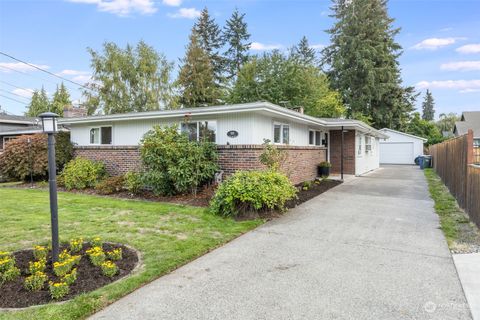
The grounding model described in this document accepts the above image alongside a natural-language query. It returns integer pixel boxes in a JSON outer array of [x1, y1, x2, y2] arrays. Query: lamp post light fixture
[[39, 112, 60, 262]]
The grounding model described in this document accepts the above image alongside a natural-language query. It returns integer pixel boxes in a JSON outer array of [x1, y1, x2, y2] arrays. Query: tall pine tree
[[25, 87, 49, 117], [292, 36, 316, 66], [50, 83, 71, 116], [322, 0, 416, 129], [193, 8, 225, 87], [177, 30, 219, 107], [421, 89, 435, 121], [223, 8, 251, 81]]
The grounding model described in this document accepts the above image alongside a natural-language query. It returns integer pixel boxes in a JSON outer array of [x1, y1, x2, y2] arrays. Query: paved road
[[91, 166, 471, 320]]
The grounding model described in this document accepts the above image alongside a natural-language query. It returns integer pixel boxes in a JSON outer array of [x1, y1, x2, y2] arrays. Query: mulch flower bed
[[285, 179, 342, 209], [0, 243, 138, 309]]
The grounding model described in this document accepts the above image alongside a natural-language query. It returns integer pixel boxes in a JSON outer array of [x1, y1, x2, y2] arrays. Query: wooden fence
[[429, 129, 480, 227]]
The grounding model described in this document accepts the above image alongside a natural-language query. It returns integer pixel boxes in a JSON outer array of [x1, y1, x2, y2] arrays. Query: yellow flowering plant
[[49, 281, 69, 299], [59, 249, 71, 262], [0, 266, 20, 284], [106, 248, 122, 261], [69, 238, 83, 253], [33, 245, 48, 260], [24, 271, 48, 291], [62, 268, 77, 285], [0, 255, 15, 273], [91, 237, 103, 248], [101, 261, 118, 277], [28, 259, 46, 274], [53, 259, 74, 277], [86, 246, 106, 266]]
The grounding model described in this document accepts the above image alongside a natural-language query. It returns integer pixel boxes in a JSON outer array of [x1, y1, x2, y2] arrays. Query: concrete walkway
[[454, 253, 480, 319], [91, 165, 471, 320]]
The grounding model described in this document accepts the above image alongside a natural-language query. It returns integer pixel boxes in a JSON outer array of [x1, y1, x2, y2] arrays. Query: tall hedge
[[140, 125, 218, 195], [0, 132, 74, 181]]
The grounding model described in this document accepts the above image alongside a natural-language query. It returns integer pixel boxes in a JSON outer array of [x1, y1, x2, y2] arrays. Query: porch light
[[39, 112, 59, 133]]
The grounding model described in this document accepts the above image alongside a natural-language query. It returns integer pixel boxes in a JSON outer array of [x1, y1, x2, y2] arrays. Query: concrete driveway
[[91, 165, 471, 320]]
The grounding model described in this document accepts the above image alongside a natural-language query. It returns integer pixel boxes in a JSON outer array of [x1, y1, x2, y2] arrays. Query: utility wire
[[0, 51, 94, 91], [0, 93, 29, 105], [0, 79, 35, 93], [0, 88, 31, 102]]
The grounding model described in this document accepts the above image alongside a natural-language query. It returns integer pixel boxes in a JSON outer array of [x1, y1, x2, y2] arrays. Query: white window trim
[[365, 136, 372, 154], [309, 129, 326, 147], [357, 134, 363, 158], [89, 126, 113, 145], [2, 136, 18, 150], [273, 122, 289, 145], [179, 120, 217, 143]]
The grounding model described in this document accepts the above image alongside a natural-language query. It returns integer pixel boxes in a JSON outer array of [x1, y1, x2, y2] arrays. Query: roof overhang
[[380, 128, 427, 142]]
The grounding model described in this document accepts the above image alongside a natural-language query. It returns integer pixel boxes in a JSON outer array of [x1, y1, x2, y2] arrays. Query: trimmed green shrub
[[62, 158, 105, 190], [0, 132, 74, 181], [124, 171, 143, 194], [95, 176, 125, 195], [210, 170, 297, 218], [140, 125, 218, 195]]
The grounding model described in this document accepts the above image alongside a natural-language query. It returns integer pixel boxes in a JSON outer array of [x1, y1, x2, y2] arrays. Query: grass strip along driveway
[[0, 187, 262, 320]]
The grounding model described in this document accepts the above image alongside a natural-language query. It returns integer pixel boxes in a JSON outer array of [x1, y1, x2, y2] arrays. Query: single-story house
[[0, 113, 40, 151], [59, 102, 388, 184], [378, 128, 426, 165]]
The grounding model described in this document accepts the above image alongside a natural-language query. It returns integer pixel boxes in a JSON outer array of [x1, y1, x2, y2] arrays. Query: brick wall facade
[[74, 144, 326, 185], [330, 130, 356, 175], [74, 146, 141, 176]]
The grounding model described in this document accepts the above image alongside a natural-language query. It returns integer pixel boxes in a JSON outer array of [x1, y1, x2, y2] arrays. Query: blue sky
[[0, 0, 479, 118]]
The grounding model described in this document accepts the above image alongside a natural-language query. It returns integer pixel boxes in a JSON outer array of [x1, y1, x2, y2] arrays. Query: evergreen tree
[[84, 40, 176, 115], [292, 36, 316, 66], [193, 8, 225, 87], [421, 89, 435, 121], [177, 31, 219, 107], [50, 83, 71, 116], [26, 87, 50, 117], [223, 8, 251, 81], [322, 0, 416, 129]]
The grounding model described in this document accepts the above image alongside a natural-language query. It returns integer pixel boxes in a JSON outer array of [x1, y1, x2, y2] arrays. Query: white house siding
[[355, 133, 380, 175], [379, 129, 425, 164], [69, 112, 319, 147]]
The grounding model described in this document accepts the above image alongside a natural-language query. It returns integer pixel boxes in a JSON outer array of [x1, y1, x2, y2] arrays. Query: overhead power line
[[0, 51, 94, 91], [0, 79, 35, 93], [0, 93, 29, 105], [0, 88, 31, 102]]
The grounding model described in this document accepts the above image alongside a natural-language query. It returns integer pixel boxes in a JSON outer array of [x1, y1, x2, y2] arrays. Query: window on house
[[309, 130, 315, 145], [180, 121, 216, 142], [315, 131, 321, 146], [309, 130, 325, 146], [357, 135, 362, 156], [90, 127, 112, 145], [474, 139, 480, 148], [274, 123, 289, 144], [365, 136, 372, 153]]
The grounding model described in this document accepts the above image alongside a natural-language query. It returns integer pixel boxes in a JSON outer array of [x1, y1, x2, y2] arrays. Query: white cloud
[[72, 75, 92, 83], [162, 0, 181, 6], [57, 69, 90, 76], [167, 7, 200, 19], [416, 79, 480, 92], [12, 88, 34, 98], [460, 88, 480, 93], [411, 37, 458, 50], [440, 61, 480, 71], [250, 42, 283, 51], [0, 62, 50, 73], [68, 0, 157, 16], [456, 44, 480, 54], [310, 44, 325, 50]]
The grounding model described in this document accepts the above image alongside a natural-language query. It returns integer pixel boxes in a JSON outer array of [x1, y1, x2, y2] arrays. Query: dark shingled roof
[[454, 111, 480, 137]]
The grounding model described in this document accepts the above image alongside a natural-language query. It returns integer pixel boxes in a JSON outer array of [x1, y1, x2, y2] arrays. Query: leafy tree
[[25, 87, 49, 117], [291, 36, 316, 66], [84, 40, 176, 115], [177, 31, 219, 107], [194, 7, 225, 87], [50, 83, 71, 116], [229, 50, 345, 118], [406, 112, 443, 145], [421, 89, 435, 121], [436, 112, 459, 134], [322, 0, 416, 129], [223, 8, 251, 81]]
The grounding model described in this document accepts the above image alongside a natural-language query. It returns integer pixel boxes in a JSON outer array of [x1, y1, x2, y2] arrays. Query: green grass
[[424, 168, 480, 249], [0, 188, 263, 319]]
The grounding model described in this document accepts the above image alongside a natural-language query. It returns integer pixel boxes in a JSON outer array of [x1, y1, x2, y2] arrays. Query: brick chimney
[[63, 105, 87, 118], [293, 106, 304, 114]]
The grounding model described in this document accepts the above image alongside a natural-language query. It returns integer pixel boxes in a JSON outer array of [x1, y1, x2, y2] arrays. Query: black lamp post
[[39, 112, 60, 262]]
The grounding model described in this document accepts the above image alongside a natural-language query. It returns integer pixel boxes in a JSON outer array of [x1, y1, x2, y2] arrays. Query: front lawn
[[0, 188, 262, 319]]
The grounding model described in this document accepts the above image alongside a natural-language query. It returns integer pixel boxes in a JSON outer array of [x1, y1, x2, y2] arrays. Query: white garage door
[[380, 142, 414, 164]]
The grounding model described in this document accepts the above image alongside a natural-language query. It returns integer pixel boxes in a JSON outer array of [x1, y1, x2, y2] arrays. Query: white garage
[[379, 128, 427, 165]]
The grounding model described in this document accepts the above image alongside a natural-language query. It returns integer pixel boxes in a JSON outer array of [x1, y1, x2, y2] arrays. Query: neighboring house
[[454, 111, 480, 164], [378, 128, 427, 165], [59, 102, 388, 184], [0, 113, 40, 151]]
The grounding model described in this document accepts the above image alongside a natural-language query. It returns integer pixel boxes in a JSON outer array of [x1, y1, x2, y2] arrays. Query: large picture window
[[273, 123, 289, 144], [90, 126, 112, 145], [180, 121, 216, 142]]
